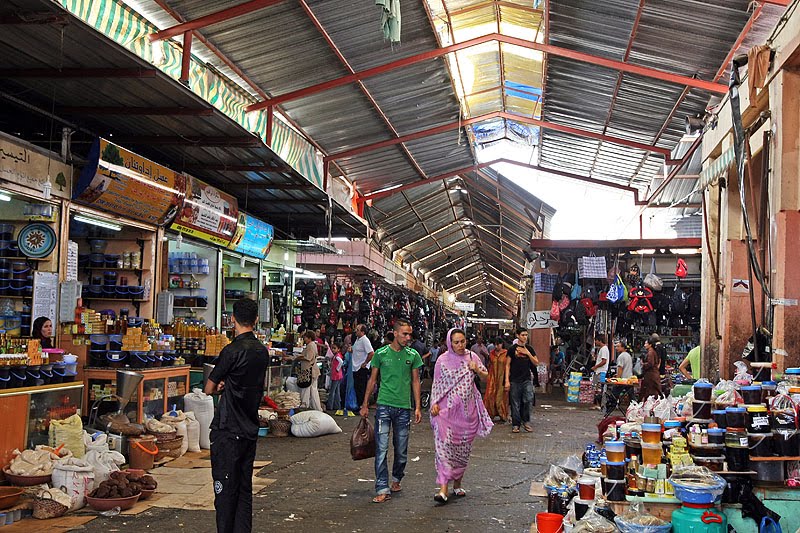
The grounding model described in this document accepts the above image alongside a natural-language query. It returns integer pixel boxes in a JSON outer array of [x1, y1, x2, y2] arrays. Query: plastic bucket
[[128, 435, 158, 471], [693, 382, 713, 401], [536, 513, 565, 533], [109, 335, 123, 351]]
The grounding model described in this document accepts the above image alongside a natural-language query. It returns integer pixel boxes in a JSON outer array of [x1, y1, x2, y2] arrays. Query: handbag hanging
[[297, 366, 313, 388], [550, 299, 561, 322], [577, 252, 607, 279], [570, 271, 582, 300], [643, 258, 663, 291]]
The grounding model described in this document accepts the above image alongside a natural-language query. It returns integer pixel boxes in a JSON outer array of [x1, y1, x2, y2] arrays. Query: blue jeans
[[374, 405, 411, 495], [509, 380, 534, 427], [327, 379, 342, 411]]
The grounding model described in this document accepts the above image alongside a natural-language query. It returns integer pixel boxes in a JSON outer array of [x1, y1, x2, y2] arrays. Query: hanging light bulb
[[176, 232, 183, 249], [240, 256, 246, 268], [283, 250, 289, 261]]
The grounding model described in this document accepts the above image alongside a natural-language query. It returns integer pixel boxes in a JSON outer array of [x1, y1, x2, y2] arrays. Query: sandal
[[434, 491, 448, 504], [512, 426, 520, 433], [453, 488, 466, 497], [372, 494, 391, 504], [524, 424, 533, 432], [390, 482, 402, 493]]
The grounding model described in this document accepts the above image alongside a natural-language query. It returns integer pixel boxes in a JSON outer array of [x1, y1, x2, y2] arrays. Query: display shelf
[[169, 271, 208, 276], [225, 276, 256, 281], [0, 295, 32, 299], [0, 256, 50, 261], [82, 297, 148, 302], [83, 267, 148, 272], [83, 366, 190, 423], [0, 382, 83, 398], [750, 456, 800, 461], [174, 306, 208, 310]]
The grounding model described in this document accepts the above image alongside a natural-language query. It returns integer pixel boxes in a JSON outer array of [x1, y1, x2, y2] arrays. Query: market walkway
[[79, 395, 600, 533]]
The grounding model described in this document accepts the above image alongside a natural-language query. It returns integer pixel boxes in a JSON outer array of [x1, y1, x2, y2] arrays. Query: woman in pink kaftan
[[430, 328, 493, 503]]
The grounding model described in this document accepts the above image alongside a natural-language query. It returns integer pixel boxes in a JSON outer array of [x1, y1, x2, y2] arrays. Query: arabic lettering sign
[[454, 302, 475, 312], [229, 213, 275, 259], [525, 310, 559, 329], [0, 133, 72, 199], [171, 175, 239, 247], [74, 139, 183, 225]]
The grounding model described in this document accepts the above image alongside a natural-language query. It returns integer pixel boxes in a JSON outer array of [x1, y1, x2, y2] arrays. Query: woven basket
[[153, 433, 184, 461], [268, 418, 291, 437], [33, 491, 69, 520]]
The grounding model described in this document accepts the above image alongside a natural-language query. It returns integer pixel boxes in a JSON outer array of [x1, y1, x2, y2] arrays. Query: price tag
[[740, 437, 748, 447]]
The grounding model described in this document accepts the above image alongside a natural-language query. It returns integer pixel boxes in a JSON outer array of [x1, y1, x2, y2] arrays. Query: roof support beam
[[327, 111, 669, 163], [59, 106, 213, 116], [223, 183, 315, 191], [362, 158, 643, 204], [0, 68, 157, 78], [246, 32, 726, 112], [148, 0, 288, 42], [0, 13, 70, 24], [113, 136, 261, 146], [183, 163, 291, 172]]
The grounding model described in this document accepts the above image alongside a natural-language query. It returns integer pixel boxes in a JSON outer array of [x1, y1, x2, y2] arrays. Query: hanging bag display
[[577, 253, 607, 279], [550, 299, 561, 322], [570, 271, 582, 300], [643, 258, 663, 292], [580, 297, 597, 317], [534, 272, 559, 294], [607, 274, 625, 303], [675, 258, 688, 278]]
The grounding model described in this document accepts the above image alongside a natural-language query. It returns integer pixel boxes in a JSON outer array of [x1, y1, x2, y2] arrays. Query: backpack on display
[[672, 284, 688, 315], [582, 283, 599, 302], [580, 297, 597, 317], [688, 291, 702, 318], [552, 274, 564, 300], [570, 271, 582, 300], [675, 258, 688, 278], [550, 299, 561, 322]]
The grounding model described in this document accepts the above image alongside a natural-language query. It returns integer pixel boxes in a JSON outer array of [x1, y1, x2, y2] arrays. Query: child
[[327, 343, 345, 414]]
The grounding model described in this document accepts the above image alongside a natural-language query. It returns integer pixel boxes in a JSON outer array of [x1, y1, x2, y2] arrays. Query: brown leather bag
[[350, 416, 375, 461]]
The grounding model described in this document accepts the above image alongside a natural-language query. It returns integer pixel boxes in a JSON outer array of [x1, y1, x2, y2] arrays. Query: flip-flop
[[453, 488, 466, 497], [512, 426, 520, 433], [390, 483, 402, 493], [372, 494, 391, 504], [524, 424, 534, 432], [434, 492, 448, 504]]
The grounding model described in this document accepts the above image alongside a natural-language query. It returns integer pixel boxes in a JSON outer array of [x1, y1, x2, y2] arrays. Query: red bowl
[[0, 487, 23, 510], [86, 493, 141, 512], [2, 469, 52, 486], [139, 488, 155, 500]]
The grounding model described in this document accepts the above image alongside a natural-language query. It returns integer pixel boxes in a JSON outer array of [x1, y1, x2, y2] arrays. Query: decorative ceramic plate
[[17, 223, 56, 259]]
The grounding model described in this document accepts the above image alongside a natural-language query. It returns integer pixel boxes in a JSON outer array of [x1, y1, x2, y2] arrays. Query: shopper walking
[[430, 328, 493, 503], [484, 337, 510, 423], [352, 324, 375, 407], [204, 298, 269, 533], [298, 330, 322, 411], [639, 339, 663, 401], [360, 319, 423, 503], [591, 336, 610, 410], [505, 328, 538, 434], [327, 342, 345, 414]]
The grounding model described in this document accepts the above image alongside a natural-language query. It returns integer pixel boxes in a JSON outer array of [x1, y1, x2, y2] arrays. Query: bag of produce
[[161, 411, 189, 456], [615, 501, 672, 532], [184, 411, 201, 453], [84, 434, 125, 489], [52, 457, 94, 510], [49, 414, 85, 458], [184, 389, 214, 449]]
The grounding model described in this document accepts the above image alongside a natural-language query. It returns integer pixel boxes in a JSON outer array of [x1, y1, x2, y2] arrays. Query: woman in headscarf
[[430, 328, 493, 504], [32, 316, 54, 349], [483, 337, 510, 423], [638, 339, 662, 401]]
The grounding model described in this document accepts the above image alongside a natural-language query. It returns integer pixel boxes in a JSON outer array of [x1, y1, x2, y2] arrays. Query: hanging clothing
[[430, 329, 493, 486], [484, 347, 510, 422]]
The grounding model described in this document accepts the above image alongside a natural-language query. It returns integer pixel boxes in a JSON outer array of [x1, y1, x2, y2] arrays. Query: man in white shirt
[[614, 341, 633, 379], [590, 336, 609, 410], [352, 324, 375, 407]]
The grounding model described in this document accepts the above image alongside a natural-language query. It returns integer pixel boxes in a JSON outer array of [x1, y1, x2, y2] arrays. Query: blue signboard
[[229, 213, 274, 259]]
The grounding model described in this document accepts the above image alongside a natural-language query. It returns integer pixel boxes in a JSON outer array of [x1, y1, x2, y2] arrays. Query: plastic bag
[[544, 464, 576, 493], [557, 455, 584, 475], [614, 501, 671, 532], [184, 389, 214, 449], [184, 412, 201, 453], [52, 457, 95, 510], [573, 509, 617, 532], [84, 434, 125, 490], [161, 411, 189, 456], [733, 360, 753, 383], [652, 397, 674, 422], [626, 400, 645, 423], [350, 416, 375, 460], [49, 414, 86, 458]]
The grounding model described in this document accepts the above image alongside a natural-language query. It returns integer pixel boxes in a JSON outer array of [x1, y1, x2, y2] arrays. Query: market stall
[[535, 373, 800, 532]]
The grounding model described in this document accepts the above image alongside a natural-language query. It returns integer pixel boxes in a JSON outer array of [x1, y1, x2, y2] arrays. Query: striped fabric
[[57, 0, 324, 189]]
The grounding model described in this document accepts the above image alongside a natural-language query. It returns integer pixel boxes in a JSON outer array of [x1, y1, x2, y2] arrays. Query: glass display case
[[26, 384, 83, 448], [83, 366, 190, 423], [266, 364, 293, 397]]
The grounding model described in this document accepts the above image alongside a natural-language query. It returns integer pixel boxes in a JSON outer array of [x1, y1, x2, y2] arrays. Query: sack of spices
[[350, 416, 375, 461]]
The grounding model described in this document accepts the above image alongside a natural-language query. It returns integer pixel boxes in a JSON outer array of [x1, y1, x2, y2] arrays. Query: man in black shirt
[[205, 298, 268, 533], [505, 327, 539, 433]]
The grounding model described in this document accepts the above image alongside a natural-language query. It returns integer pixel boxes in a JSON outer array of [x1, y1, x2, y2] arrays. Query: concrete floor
[[78, 395, 600, 533]]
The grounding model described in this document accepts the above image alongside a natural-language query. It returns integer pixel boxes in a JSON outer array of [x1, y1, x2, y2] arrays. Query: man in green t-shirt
[[360, 319, 423, 503], [679, 345, 702, 380]]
